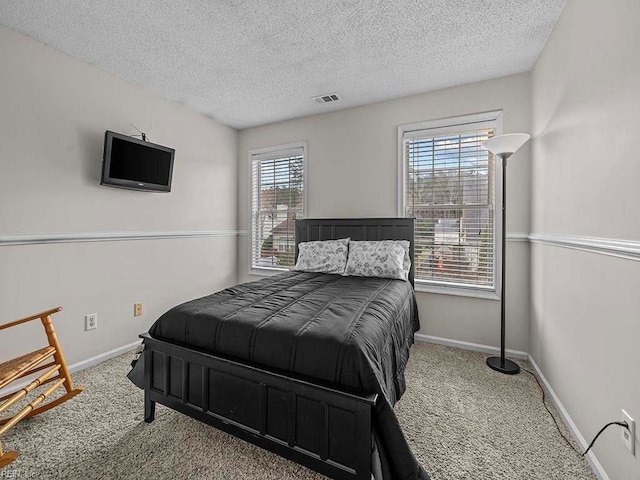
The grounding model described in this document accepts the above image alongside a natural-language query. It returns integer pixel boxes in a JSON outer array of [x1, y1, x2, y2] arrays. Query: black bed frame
[[141, 218, 414, 479]]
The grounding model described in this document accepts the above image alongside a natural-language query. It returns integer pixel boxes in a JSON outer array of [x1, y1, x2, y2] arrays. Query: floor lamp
[[483, 133, 530, 375]]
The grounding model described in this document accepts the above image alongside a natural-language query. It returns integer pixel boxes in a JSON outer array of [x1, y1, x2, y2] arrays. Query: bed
[[139, 218, 428, 480]]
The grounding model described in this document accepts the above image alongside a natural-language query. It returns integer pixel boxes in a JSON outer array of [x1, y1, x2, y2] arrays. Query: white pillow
[[344, 240, 411, 281], [294, 238, 350, 274]]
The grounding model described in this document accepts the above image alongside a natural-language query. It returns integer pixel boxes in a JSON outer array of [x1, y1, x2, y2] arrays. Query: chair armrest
[[0, 307, 63, 331]]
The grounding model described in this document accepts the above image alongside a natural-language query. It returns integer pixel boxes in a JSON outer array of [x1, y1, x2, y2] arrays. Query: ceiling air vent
[[312, 93, 340, 104]]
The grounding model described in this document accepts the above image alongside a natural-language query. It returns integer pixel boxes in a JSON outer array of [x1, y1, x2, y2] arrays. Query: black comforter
[[148, 271, 429, 480]]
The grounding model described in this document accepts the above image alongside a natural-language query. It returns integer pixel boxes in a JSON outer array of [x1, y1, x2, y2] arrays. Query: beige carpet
[[2, 343, 596, 480]]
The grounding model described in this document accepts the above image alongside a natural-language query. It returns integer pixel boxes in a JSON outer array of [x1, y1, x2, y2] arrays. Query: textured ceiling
[[0, 1, 566, 129]]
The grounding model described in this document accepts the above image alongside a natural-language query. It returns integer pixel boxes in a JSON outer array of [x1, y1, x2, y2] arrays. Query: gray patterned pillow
[[294, 238, 350, 274], [344, 240, 411, 281]]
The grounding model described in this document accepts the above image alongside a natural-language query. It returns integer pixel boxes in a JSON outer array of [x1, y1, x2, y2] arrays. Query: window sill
[[249, 267, 290, 277], [414, 282, 500, 300]]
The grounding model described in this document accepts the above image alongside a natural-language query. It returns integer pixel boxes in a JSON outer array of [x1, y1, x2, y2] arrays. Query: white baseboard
[[527, 355, 609, 480], [67, 340, 141, 374], [414, 333, 529, 360], [0, 340, 140, 398]]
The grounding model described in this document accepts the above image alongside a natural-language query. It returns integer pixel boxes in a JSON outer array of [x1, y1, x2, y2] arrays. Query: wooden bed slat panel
[[141, 334, 374, 479], [295, 217, 415, 285]]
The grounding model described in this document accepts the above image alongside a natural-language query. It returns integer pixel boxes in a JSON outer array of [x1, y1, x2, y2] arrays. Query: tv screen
[[101, 131, 175, 192]]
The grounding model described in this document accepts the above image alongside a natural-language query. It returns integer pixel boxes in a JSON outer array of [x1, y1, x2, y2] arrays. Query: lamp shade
[[483, 133, 530, 156]]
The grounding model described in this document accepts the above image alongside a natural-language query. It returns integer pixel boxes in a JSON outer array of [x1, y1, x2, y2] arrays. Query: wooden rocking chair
[[0, 307, 83, 468]]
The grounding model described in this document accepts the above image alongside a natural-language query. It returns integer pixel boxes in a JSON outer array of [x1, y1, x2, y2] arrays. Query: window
[[250, 143, 306, 272], [399, 112, 502, 297]]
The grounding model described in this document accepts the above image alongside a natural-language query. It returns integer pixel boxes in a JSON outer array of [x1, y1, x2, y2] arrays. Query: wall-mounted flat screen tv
[[101, 131, 175, 192]]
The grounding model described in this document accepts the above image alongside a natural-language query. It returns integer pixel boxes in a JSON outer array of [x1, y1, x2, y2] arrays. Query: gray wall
[[238, 73, 532, 352], [531, 0, 640, 478], [0, 26, 238, 366]]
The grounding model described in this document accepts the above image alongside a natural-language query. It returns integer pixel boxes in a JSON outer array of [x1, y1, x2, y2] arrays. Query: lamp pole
[[483, 133, 529, 375], [486, 153, 520, 374]]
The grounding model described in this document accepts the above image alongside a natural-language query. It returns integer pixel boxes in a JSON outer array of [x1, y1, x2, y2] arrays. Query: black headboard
[[294, 218, 415, 285]]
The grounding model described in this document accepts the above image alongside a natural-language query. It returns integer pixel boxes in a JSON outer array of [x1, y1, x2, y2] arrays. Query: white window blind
[[402, 120, 497, 292], [251, 146, 305, 271]]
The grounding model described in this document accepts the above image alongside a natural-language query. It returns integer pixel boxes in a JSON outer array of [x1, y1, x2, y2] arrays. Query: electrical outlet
[[134, 303, 143, 317], [622, 409, 635, 455], [85, 313, 97, 331]]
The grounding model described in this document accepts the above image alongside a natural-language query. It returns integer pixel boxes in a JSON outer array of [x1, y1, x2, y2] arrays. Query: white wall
[[238, 73, 532, 352], [0, 26, 238, 367], [531, 0, 640, 478]]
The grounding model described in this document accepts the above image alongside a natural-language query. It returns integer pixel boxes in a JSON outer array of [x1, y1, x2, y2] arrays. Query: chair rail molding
[[506, 233, 529, 242], [0, 230, 247, 246], [529, 233, 640, 262], [7, 230, 636, 264]]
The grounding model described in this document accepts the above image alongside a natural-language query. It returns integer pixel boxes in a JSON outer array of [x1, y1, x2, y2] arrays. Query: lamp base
[[486, 356, 520, 375]]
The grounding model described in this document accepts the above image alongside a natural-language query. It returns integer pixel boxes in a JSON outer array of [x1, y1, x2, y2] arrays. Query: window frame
[[248, 142, 307, 277], [397, 111, 503, 300]]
